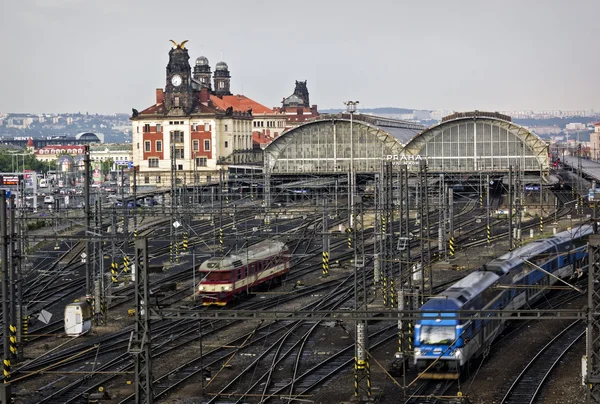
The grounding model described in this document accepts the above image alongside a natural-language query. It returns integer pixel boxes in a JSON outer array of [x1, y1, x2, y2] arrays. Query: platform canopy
[[264, 118, 406, 175], [401, 112, 550, 174]]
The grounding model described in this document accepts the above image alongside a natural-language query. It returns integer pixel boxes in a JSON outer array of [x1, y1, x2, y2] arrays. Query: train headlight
[[198, 285, 205, 291], [414, 349, 421, 356]]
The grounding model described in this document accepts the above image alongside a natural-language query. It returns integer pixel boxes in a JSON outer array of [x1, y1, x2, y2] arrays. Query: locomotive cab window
[[205, 272, 231, 281], [420, 325, 455, 345]]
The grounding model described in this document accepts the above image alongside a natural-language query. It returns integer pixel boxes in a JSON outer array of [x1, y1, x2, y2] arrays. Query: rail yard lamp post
[[344, 100, 370, 398], [344, 101, 359, 217], [194, 152, 198, 203], [344, 100, 360, 310]]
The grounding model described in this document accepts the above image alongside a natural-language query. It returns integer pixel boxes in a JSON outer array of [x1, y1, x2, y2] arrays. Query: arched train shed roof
[[264, 118, 405, 175], [401, 113, 549, 173]]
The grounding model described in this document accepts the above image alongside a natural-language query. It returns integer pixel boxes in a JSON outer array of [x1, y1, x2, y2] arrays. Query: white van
[[44, 195, 55, 204], [64, 301, 92, 336]]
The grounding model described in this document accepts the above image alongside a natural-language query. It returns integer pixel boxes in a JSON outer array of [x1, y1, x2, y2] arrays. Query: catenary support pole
[[1, 190, 11, 403], [84, 146, 92, 295]]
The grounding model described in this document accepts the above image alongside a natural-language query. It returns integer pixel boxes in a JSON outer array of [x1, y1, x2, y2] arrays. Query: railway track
[[500, 321, 585, 404], [5, 190, 585, 403]]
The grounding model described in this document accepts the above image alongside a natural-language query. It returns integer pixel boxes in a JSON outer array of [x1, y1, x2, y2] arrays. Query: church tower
[[193, 56, 212, 91], [293, 80, 310, 107], [213, 61, 232, 96], [164, 41, 194, 115]]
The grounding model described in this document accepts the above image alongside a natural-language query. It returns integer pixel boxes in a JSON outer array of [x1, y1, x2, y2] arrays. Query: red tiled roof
[[135, 101, 218, 117], [221, 95, 274, 114], [189, 100, 219, 114], [135, 93, 269, 118], [209, 96, 230, 112], [210, 95, 275, 115], [138, 103, 166, 115]]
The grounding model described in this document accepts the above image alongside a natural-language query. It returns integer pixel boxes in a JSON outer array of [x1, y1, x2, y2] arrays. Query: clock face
[[171, 75, 182, 87]]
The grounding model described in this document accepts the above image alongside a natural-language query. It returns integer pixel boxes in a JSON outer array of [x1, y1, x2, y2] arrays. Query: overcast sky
[[1, 0, 599, 114]]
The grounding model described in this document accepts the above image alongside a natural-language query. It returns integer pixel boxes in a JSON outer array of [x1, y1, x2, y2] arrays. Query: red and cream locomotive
[[198, 240, 290, 306]]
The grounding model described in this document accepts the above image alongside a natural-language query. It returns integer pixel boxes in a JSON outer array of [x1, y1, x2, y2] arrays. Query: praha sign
[[384, 155, 426, 166]]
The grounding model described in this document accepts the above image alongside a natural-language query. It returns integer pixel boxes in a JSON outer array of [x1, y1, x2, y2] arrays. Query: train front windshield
[[203, 272, 231, 281], [420, 325, 455, 345]]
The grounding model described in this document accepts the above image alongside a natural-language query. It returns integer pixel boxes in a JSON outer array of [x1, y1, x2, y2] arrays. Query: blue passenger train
[[414, 225, 592, 379]]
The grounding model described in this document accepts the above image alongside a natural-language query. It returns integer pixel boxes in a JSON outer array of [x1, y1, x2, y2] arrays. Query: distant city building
[[1, 132, 101, 149], [527, 126, 562, 136], [412, 110, 432, 121], [501, 110, 589, 119], [591, 123, 600, 160], [5, 114, 35, 129], [89, 144, 134, 170], [30, 142, 130, 173], [430, 109, 455, 121], [34, 145, 86, 164]]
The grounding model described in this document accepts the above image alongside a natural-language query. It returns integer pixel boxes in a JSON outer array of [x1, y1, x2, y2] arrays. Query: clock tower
[[164, 40, 194, 115]]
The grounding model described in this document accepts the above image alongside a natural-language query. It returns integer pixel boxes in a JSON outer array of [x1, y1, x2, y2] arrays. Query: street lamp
[[344, 100, 370, 398]]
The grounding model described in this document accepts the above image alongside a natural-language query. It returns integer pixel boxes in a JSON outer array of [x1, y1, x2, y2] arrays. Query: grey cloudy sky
[[1, 0, 599, 114]]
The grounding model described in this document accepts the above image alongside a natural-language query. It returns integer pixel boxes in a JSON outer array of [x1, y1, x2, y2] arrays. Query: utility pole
[[322, 199, 329, 277], [133, 166, 138, 237], [9, 196, 18, 363], [418, 162, 426, 299], [448, 186, 454, 263], [486, 175, 491, 246], [84, 146, 92, 296], [343, 100, 370, 399], [132, 238, 153, 403], [15, 184, 25, 362], [508, 166, 513, 250], [587, 232, 600, 402], [423, 163, 430, 294], [94, 198, 105, 325], [1, 190, 11, 403], [170, 132, 176, 263], [218, 169, 224, 252], [384, 163, 395, 307], [578, 142, 583, 216]]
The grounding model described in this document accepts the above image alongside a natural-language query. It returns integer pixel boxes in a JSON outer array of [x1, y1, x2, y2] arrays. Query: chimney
[[156, 89, 164, 104], [200, 87, 209, 105]]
